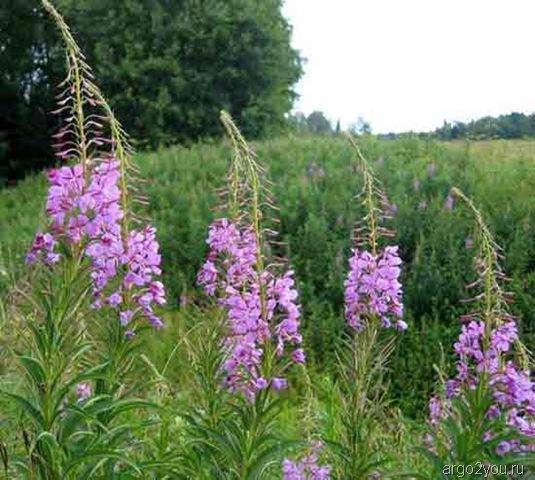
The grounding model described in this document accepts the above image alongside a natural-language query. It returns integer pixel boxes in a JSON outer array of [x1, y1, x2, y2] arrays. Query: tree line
[[433, 112, 535, 140]]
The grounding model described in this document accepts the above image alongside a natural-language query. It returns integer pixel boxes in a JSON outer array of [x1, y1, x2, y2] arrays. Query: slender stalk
[[42, 0, 89, 177], [452, 187, 530, 368], [346, 134, 384, 255]]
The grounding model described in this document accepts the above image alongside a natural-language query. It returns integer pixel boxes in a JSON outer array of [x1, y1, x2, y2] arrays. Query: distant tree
[[356, 117, 372, 135], [287, 112, 309, 134], [435, 112, 535, 141], [450, 121, 467, 139], [62, 0, 302, 146], [348, 116, 371, 136], [306, 111, 332, 134], [435, 121, 453, 140]]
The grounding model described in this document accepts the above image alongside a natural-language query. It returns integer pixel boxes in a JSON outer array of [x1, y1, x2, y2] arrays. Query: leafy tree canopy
[[0, 0, 302, 183]]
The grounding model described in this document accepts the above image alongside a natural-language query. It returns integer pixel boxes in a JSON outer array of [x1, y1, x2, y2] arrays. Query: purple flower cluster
[[197, 218, 303, 400], [343, 246, 406, 331], [197, 219, 257, 295], [121, 227, 166, 329], [46, 164, 86, 237], [282, 441, 331, 480], [492, 362, 535, 454], [27, 232, 59, 266], [428, 395, 443, 427], [28, 157, 165, 332], [83, 158, 124, 305], [76, 382, 92, 403], [434, 319, 534, 454]]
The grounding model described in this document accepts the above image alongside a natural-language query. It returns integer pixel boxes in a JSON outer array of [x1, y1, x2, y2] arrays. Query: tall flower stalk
[[424, 187, 533, 474], [34, 0, 166, 393], [197, 111, 304, 400], [328, 135, 406, 479], [194, 112, 304, 477], [0, 2, 166, 477]]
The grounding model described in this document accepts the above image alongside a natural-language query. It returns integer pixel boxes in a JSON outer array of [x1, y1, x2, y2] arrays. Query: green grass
[[1, 135, 534, 418]]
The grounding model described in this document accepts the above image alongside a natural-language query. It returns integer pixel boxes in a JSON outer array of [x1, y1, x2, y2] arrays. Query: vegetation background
[[2, 135, 533, 418], [0, 1, 533, 475]]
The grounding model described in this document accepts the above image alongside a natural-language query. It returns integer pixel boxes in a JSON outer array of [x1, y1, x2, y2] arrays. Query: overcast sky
[[282, 0, 535, 133]]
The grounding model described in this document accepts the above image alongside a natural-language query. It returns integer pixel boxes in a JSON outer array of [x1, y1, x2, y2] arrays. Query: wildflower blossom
[[428, 396, 444, 427], [444, 193, 455, 211], [282, 441, 331, 480], [198, 218, 302, 399], [46, 164, 85, 235], [27, 232, 60, 265], [344, 246, 405, 331], [76, 382, 92, 403], [435, 318, 534, 453], [418, 200, 428, 212], [386, 203, 398, 217], [272, 377, 288, 390], [123, 226, 165, 327], [28, 157, 165, 331], [180, 294, 191, 308]]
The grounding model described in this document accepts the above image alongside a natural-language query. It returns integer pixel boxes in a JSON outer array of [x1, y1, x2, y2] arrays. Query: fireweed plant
[[326, 135, 407, 479], [192, 112, 306, 478], [34, 0, 166, 352], [424, 188, 534, 477], [281, 367, 332, 479], [0, 1, 165, 477]]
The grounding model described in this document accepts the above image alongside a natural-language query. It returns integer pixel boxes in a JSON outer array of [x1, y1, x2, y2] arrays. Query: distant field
[[1, 136, 533, 416]]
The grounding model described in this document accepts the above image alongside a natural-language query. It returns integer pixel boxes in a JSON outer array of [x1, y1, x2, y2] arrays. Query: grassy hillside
[[1, 135, 534, 417]]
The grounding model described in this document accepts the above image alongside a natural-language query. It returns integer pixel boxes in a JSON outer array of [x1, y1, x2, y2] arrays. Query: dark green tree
[[0, 0, 64, 184], [306, 110, 332, 134], [61, 0, 302, 146], [1, 0, 302, 182]]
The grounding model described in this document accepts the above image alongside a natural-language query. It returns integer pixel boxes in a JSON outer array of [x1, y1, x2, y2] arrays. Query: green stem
[[72, 57, 88, 179]]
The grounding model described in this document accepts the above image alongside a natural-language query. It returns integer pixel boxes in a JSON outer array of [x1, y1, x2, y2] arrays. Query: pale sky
[[282, 0, 535, 133]]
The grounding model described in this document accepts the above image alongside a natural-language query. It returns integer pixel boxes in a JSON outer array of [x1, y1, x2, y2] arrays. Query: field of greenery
[[1, 132, 534, 477], [0, 2, 534, 478]]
